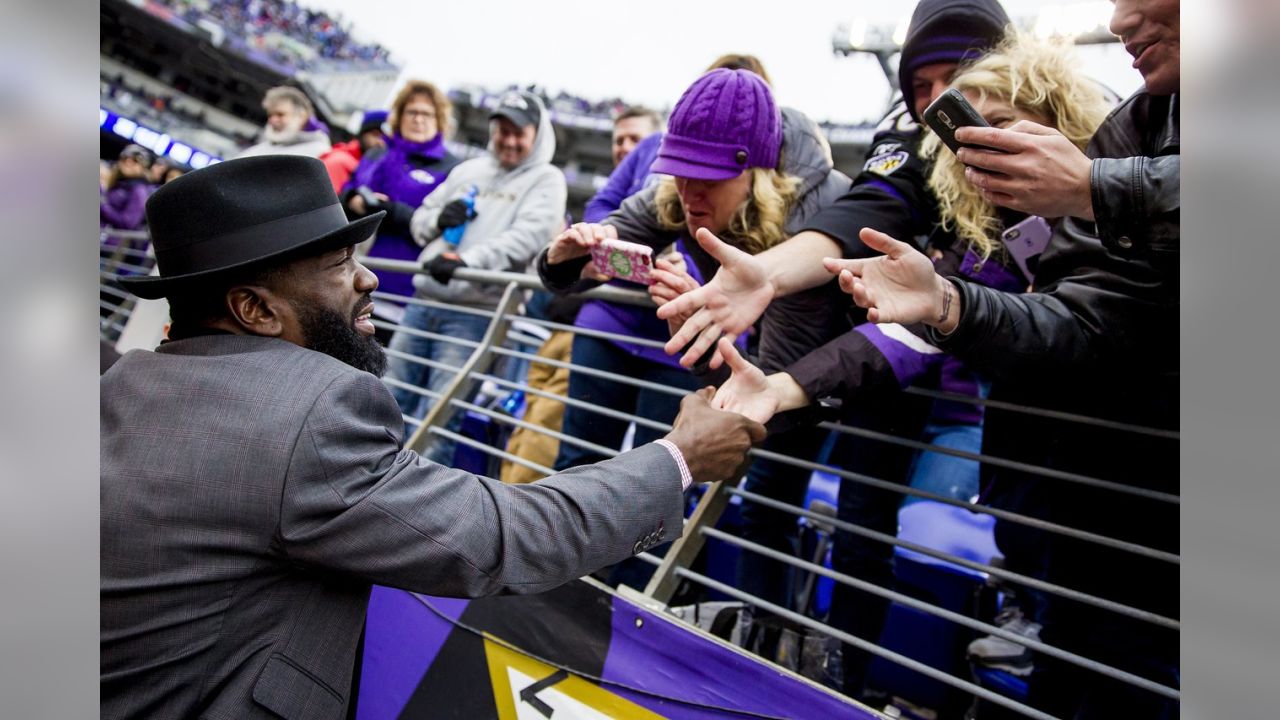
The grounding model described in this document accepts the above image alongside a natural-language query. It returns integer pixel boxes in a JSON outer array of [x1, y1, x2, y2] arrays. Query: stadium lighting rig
[[833, 1, 1118, 89]]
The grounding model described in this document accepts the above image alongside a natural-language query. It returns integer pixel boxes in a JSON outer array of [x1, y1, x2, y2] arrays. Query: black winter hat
[[116, 155, 384, 299], [898, 0, 1012, 122]]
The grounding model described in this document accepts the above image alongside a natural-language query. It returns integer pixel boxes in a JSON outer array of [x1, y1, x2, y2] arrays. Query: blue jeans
[[385, 301, 490, 465], [902, 422, 983, 506], [553, 334, 702, 470]]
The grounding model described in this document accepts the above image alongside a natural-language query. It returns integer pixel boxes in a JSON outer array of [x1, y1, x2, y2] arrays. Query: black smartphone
[[923, 88, 993, 155], [356, 186, 385, 210]]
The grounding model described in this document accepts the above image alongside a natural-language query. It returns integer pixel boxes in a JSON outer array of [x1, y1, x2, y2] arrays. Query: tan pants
[[500, 330, 573, 484]]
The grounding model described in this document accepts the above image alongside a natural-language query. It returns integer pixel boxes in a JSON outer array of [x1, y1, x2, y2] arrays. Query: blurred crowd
[[102, 0, 1179, 717], [156, 0, 392, 69]]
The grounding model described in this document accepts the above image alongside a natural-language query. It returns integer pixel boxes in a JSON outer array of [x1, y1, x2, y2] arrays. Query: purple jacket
[[582, 132, 663, 223], [100, 177, 153, 232], [346, 133, 460, 300]]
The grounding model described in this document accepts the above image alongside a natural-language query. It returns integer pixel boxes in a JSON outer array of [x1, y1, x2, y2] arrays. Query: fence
[[100, 235, 1180, 719]]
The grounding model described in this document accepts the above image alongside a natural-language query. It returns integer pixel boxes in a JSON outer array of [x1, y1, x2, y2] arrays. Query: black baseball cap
[[489, 91, 541, 129]]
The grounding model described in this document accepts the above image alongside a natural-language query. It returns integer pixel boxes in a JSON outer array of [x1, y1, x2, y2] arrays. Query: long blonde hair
[[654, 168, 801, 256], [924, 32, 1112, 260]]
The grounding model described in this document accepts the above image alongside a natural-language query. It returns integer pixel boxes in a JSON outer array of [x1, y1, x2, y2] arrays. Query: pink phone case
[[590, 239, 654, 285]]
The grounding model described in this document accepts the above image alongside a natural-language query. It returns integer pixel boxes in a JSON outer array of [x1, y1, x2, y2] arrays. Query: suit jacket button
[[1116, 235, 1133, 249]]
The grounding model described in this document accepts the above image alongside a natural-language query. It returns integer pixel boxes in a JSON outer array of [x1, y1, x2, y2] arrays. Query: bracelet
[[938, 280, 953, 325]]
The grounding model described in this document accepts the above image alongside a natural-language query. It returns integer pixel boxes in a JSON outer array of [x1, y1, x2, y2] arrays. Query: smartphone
[[923, 89, 993, 155], [356, 186, 385, 210], [1001, 215, 1053, 284], [589, 238, 654, 285]]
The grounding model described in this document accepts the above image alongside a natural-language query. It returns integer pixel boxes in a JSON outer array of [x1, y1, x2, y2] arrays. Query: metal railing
[[101, 240, 1180, 718]]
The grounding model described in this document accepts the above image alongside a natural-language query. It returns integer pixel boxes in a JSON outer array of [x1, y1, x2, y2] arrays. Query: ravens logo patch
[[863, 150, 909, 177]]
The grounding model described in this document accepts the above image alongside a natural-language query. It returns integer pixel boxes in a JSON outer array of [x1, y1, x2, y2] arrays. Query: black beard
[[296, 298, 386, 377]]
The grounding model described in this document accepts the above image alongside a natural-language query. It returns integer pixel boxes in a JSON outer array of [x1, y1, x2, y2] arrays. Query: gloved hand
[[425, 252, 467, 284], [437, 199, 475, 230]]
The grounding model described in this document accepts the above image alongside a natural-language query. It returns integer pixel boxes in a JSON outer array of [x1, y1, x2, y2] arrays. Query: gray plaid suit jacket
[[101, 334, 684, 719]]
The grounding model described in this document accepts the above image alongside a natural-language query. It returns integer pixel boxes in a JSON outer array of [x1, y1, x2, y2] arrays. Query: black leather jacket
[[927, 89, 1179, 394]]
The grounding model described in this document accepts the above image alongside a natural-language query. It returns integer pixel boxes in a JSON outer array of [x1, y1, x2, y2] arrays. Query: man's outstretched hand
[[656, 227, 774, 369], [664, 387, 767, 485], [823, 228, 959, 332]]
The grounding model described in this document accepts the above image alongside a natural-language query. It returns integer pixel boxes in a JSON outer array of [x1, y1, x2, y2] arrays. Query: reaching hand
[[711, 339, 780, 425], [655, 227, 774, 369], [547, 222, 613, 281], [649, 254, 701, 337], [824, 228, 956, 331], [955, 121, 1094, 221], [664, 386, 767, 485]]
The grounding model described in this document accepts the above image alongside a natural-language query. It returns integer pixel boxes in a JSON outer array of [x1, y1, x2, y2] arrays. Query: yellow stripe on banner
[[483, 634, 666, 719]]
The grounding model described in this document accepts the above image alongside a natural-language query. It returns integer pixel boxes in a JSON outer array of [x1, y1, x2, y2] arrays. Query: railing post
[[405, 282, 522, 454], [643, 479, 734, 605]]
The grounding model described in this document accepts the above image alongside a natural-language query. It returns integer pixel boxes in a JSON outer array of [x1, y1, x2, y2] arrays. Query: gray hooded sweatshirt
[[235, 129, 332, 159], [409, 96, 567, 308]]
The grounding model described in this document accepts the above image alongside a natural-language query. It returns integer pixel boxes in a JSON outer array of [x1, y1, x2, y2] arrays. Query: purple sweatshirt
[[100, 177, 153, 232], [346, 133, 459, 301]]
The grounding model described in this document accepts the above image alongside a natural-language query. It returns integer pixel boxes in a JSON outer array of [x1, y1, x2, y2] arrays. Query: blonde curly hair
[[653, 168, 801, 256], [924, 32, 1112, 260]]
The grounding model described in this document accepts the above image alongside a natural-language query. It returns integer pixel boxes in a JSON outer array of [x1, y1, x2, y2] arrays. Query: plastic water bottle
[[500, 389, 525, 419], [442, 184, 479, 247]]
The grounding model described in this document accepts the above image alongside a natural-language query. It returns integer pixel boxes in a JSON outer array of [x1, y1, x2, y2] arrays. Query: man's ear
[[224, 285, 288, 337]]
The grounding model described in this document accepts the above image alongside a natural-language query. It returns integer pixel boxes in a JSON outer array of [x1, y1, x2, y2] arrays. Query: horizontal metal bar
[[101, 228, 150, 240], [98, 300, 131, 317], [383, 376, 443, 401], [447, 397, 621, 459], [105, 245, 152, 260], [901, 386, 1178, 440], [428, 425, 554, 476], [357, 256, 655, 308], [487, 345, 689, 398], [730, 487, 1178, 630], [505, 331, 546, 348], [468, 370, 671, 433], [382, 347, 464, 377], [497, 313, 669, 350], [670, 566, 1059, 720], [745, 447, 1179, 564], [100, 259, 154, 275], [371, 319, 482, 349], [371, 289, 500, 320], [635, 552, 662, 567], [98, 284, 130, 299], [819, 421, 1179, 505], [701, 526, 1179, 700]]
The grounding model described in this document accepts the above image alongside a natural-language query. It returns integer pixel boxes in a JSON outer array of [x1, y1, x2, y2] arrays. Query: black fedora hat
[[117, 155, 384, 299]]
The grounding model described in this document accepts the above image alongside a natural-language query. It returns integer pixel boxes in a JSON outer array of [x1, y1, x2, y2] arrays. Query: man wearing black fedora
[[100, 155, 765, 719]]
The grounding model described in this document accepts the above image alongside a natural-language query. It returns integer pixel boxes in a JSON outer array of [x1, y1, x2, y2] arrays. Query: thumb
[[695, 227, 746, 266], [718, 337, 750, 374], [695, 385, 716, 401], [859, 227, 910, 258]]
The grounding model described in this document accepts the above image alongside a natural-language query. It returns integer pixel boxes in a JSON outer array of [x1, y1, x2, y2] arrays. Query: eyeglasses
[[402, 109, 436, 120]]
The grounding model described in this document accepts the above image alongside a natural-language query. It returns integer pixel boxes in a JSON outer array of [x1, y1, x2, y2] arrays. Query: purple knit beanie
[[651, 69, 782, 181]]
